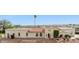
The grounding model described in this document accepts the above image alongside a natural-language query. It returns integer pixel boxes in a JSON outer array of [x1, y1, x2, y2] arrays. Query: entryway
[[48, 33, 51, 39], [11, 33, 15, 39]]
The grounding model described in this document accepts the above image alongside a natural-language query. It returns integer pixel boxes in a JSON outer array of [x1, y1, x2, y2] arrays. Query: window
[[40, 33, 42, 37], [36, 33, 38, 37], [18, 33, 20, 36], [26, 33, 28, 36]]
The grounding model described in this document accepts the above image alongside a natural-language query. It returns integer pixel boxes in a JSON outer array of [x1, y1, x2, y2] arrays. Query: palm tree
[[34, 15, 37, 26]]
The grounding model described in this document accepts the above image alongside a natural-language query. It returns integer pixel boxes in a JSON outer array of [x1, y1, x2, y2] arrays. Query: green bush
[[53, 30, 59, 38]]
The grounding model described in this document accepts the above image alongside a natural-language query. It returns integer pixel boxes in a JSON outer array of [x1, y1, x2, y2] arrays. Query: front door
[[11, 33, 15, 39]]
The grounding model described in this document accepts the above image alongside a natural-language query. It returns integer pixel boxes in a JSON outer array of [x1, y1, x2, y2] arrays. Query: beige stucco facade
[[44, 27, 60, 38], [5, 28, 45, 39], [5, 27, 75, 39], [58, 27, 75, 37]]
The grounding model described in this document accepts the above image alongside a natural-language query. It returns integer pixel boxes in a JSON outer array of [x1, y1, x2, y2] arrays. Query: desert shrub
[[64, 34, 71, 39], [59, 34, 63, 38]]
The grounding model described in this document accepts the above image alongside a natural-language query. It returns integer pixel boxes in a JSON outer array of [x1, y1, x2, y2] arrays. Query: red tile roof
[[28, 28, 45, 33]]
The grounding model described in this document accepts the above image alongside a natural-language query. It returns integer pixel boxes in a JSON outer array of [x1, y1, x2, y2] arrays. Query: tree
[[34, 15, 37, 26], [14, 25, 21, 28], [0, 20, 14, 33]]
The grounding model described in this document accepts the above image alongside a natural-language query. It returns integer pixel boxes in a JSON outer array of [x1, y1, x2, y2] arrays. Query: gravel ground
[[0, 38, 57, 43], [0, 38, 79, 43]]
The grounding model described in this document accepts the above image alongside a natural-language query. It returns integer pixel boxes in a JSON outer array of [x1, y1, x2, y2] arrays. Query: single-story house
[[5, 27, 75, 39], [5, 28, 45, 39]]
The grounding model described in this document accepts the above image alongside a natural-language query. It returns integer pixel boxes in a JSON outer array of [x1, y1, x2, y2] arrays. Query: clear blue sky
[[0, 15, 79, 25]]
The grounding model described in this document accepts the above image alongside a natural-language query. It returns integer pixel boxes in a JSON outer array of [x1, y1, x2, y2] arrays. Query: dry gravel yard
[[0, 38, 79, 43], [0, 38, 57, 43]]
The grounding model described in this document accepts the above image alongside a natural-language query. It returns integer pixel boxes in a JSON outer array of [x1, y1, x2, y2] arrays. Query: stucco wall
[[5, 27, 75, 39], [5, 29, 45, 39]]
